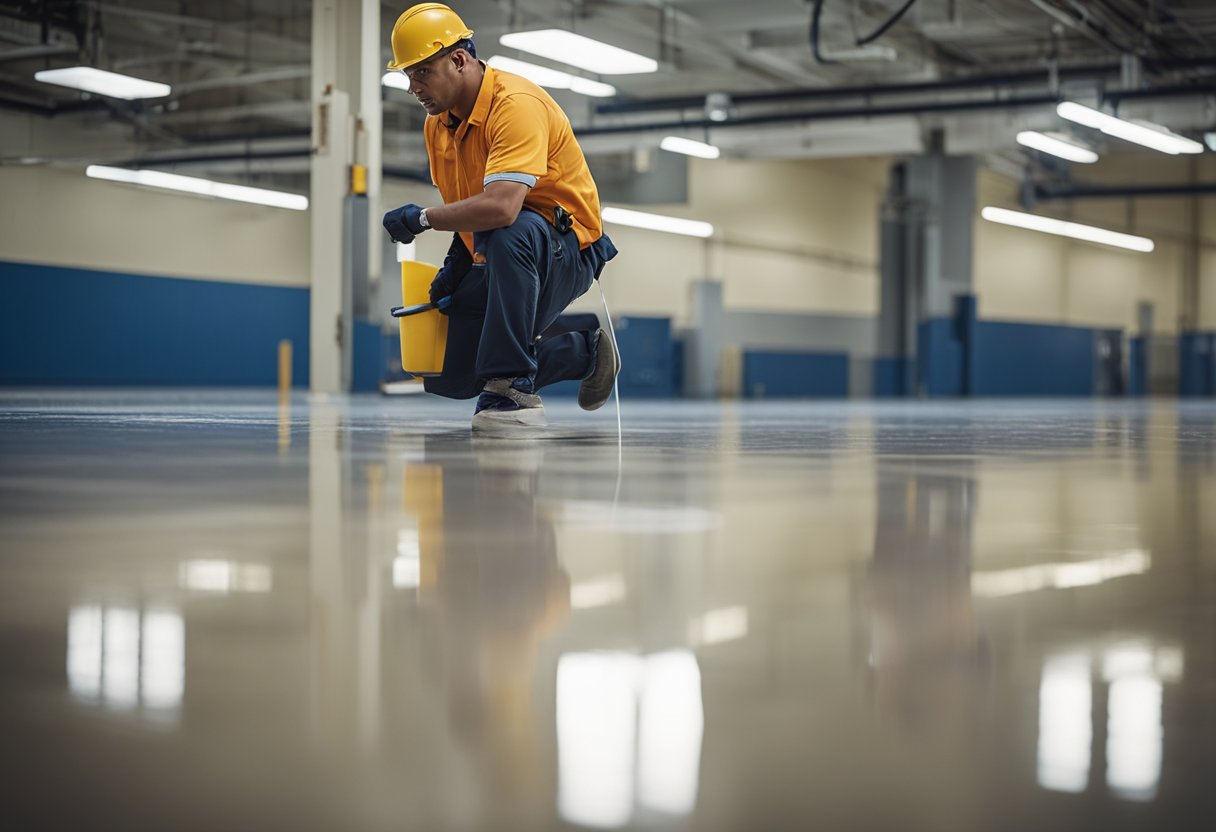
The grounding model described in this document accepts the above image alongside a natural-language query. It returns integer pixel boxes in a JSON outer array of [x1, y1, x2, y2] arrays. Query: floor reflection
[[0, 394, 1208, 832], [1036, 640, 1183, 802], [557, 650, 703, 828], [67, 604, 184, 723], [867, 462, 989, 731]]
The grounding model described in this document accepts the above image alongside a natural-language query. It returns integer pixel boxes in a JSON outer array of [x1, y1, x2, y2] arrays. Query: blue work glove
[[383, 203, 427, 244], [429, 233, 472, 314]]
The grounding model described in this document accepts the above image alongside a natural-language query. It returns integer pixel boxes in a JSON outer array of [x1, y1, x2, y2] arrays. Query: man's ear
[[450, 49, 470, 71]]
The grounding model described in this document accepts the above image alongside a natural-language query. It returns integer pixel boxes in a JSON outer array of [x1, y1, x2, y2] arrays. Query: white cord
[[596, 279, 623, 501]]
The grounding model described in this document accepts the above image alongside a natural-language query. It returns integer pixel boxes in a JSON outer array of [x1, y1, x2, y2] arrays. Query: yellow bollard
[[278, 339, 293, 399], [399, 261, 449, 376]]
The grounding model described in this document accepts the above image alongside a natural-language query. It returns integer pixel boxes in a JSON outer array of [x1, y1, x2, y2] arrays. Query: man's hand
[[428, 233, 472, 314], [383, 203, 427, 244]]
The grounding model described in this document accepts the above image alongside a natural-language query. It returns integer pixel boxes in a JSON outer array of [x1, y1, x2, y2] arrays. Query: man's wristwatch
[[418, 208, 430, 229]]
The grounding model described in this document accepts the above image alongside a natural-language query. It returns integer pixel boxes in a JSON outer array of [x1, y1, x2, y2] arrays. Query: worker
[[382, 3, 619, 432]]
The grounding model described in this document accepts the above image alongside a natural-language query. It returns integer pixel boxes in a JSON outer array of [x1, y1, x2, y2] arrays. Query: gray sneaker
[[472, 378, 546, 431], [578, 328, 620, 411]]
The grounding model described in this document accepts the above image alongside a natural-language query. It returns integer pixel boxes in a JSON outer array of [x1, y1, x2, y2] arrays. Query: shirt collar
[[453, 63, 494, 140]]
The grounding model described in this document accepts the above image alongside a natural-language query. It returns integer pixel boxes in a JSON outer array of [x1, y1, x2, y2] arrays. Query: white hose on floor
[[596, 278, 623, 499]]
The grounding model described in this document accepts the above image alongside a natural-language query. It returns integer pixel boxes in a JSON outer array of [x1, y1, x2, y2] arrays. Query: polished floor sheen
[[1, 391, 1214, 831]]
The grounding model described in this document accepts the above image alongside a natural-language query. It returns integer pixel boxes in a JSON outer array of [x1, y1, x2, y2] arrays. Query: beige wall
[[975, 158, 1214, 335], [0, 165, 309, 287]]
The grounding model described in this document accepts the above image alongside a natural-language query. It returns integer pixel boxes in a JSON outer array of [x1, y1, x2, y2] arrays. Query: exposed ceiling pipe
[[581, 81, 1211, 138], [1035, 182, 1216, 201], [0, 44, 76, 62], [172, 66, 310, 96], [580, 94, 1061, 136], [595, 64, 1124, 115]]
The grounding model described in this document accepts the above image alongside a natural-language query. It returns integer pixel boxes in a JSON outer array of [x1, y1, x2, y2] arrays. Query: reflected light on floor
[[1037, 642, 1174, 801], [637, 651, 703, 815], [1107, 674, 1163, 801], [972, 550, 1150, 598], [557, 650, 704, 827], [690, 606, 748, 646], [557, 501, 722, 534], [1037, 653, 1092, 793], [557, 652, 638, 828], [393, 529, 422, 589], [1103, 643, 1164, 801], [67, 604, 184, 720], [178, 559, 273, 593], [570, 574, 626, 609]]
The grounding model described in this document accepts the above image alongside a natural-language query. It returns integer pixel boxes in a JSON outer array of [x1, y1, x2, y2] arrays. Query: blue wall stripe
[[1179, 332, 1215, 397], [917, 319, 963, 396], [972, 321, 1096, 396], [1, 261, 310, 386], [742, 351, 848, 398]]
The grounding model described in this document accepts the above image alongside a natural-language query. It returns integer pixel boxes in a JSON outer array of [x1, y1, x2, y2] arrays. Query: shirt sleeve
[[483, 94, 550, 189]]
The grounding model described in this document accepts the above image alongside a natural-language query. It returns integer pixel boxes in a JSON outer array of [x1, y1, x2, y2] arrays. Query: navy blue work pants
[[424, 210, 614, 400]]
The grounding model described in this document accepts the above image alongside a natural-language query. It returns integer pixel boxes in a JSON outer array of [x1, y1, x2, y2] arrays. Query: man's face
[[404, 50, 461, 115]]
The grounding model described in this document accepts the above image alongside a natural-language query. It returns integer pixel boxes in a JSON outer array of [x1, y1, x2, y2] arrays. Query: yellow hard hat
[[387, 4, 474, 72]]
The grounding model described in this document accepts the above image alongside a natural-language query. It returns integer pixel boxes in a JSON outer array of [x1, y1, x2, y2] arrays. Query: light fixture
[[981, 206, 1153, 253], [602, 206, 713, 238], [659, 136, 720, 159], [817, 45, 897, 61], [1057, 102, 1203, 155], [35, 66, 171, 100], [86, 165, 308, 211], [1016, 131, 1098, 163], [704, 92, 732, 123], [487, 56, 616, 97], [1205, 132, 1216, 152], [381, 71, 411, 91], [499, 29, 657, 74]]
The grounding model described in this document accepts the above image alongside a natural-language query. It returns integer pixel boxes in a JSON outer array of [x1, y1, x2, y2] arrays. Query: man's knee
[[482, 212, 543, 264]]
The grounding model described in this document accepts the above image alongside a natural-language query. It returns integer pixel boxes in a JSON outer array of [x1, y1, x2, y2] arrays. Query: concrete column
[[309, 0, 382, 393], [684, 280, 725, 398], [1180, 157, 1201, 333], [877, 154, 977, 396], [904, 154, 976, 319], [361, 0, 383, 282]]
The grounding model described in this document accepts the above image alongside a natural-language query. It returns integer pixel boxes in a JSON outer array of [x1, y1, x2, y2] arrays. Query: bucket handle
[[391, 295, 451, 318]]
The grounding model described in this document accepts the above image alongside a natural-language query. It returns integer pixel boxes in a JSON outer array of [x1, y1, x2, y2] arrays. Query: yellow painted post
[[278, 339, 293, 400]]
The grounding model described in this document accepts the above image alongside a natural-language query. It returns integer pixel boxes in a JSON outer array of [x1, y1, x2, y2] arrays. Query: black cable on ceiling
[[809, 0, 835, 65], [854, 0, 920, 47], [810, 0, 922, 65]]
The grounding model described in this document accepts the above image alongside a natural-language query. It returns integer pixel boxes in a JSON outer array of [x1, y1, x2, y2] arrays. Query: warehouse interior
[[1, 1, 1214, 830]]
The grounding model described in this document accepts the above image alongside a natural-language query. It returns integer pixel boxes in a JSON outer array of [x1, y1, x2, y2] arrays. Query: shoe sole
[[472, 408, 547, 431], [578, 329, 620, 411]]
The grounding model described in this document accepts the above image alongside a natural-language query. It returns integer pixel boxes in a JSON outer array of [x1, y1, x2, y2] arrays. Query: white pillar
[[361, 0, 383, 281]]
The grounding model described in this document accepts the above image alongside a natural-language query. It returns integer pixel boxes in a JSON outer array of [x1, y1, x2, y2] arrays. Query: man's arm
[[383, 180, 528, 244], [423, 180, 529, 232]]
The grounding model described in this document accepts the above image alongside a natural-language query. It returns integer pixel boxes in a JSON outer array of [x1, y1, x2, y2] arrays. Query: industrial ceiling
[[2, 1, 1214, 188]]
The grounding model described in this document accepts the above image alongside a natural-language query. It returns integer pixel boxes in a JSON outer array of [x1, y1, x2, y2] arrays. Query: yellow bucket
[[397, 260, 449, 377]]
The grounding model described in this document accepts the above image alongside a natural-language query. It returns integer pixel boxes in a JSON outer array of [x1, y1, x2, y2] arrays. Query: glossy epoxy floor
[[1, 392, 1214, 831]]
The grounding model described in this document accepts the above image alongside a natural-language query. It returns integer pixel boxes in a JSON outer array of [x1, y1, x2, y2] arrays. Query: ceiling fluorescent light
[[487, 56, 616, 97], [499, 29, 657, 74], [35, 66, 170, 100], [602, 206, 713, 238], [1057, 102, 1203, 155], [818, 45, 897, 61], [381, 71, 411, 91], [981, 206, 1153, 253], [1016, 131, 1098, 163], [86, 165, 308, 211], [660, 136, 720, 159]]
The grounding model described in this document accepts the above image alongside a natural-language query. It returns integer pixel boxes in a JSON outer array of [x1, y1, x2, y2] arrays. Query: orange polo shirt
[[424, 65, 603, 253]]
